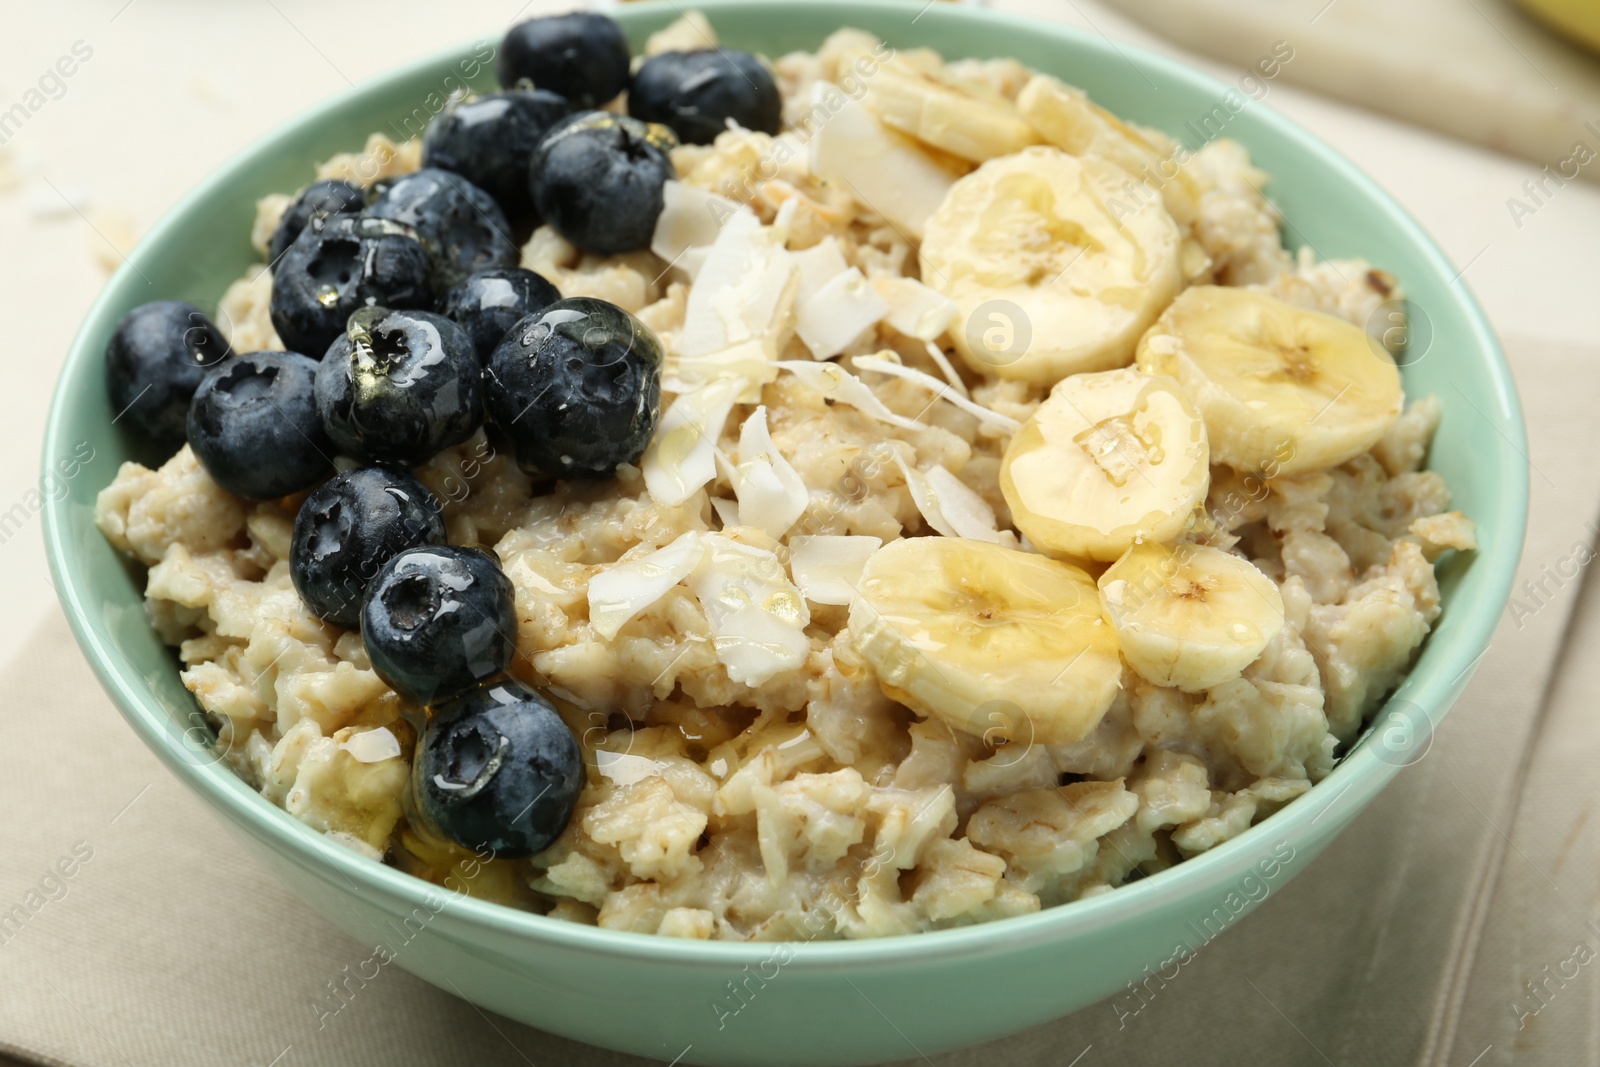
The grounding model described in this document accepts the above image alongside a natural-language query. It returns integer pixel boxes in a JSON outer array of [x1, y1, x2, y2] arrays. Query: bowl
[[42, 2, 1528, 1064]]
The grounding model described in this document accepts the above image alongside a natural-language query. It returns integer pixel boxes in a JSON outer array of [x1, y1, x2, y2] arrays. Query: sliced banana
[[1017, 74, 1201, 226], [847, 49, 1041, 163], [1135, 286, 1403, 476], [919, 147, 1182, 386], [1098, 542, 1285, 692], [1000, 368, 1210, 562], [848, 537, 1121, 746]]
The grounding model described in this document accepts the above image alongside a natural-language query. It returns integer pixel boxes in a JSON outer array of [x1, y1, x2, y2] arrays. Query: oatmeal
[[95, 11, 1474, 940]]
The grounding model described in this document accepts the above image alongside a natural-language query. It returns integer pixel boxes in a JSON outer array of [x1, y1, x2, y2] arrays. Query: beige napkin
[[1099, 0, 1600, 186], [0, 334, 1593, 1067], [1446, 557, 1600, 1067]]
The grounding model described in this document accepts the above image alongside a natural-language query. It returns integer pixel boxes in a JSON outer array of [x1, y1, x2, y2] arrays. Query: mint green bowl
[[43, 2, 1527, 1063]]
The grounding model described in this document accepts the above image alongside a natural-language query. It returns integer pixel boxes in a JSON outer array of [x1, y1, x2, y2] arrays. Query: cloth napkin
[[0, 334, 1593, 1067], [1448, 543, 1600, 1067], [1099, 0, 1600, 188]]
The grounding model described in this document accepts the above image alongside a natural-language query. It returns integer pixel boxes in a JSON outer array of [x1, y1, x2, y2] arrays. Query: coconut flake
[[710, 498, 742, 528], [679, 210, 797, 358], [808, 82, 957, 239], [587, 532, 707, 640], [651, 180, 750, 277], [768, 193, 801, 243], [873, 276, 958, 341], [896, 457, 952, 538], [792, 237, 850, 307], [339, 727, 402, 764], [924, 465, 1001, 541], [796, 266, 889, 359], [775, 360, 924, 432], [595, 749, 670, 787], [895, 455, 1001, 542], [663, 336, 779, 399], [679, 246, 712, 281], [853, 354, 1020, 434], [923, 340, 969, 398], [642, 377, 744, 506], [720, 406, 809, 539], [687, 535, 811, 686], [788, 535, 882, 605]]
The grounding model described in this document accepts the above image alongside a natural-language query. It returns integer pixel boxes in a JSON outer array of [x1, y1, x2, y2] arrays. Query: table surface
[[1, 1, 1595, 1066]]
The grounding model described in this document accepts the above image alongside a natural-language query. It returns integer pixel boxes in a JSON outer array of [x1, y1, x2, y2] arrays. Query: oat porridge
[[94, 9, 1477, 940]]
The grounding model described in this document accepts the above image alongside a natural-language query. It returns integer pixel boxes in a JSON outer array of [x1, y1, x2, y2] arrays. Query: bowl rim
[[43, 0, 1529, 967]]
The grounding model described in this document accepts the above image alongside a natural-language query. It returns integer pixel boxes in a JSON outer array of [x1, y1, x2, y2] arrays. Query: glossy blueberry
[[187, 351, 331, 499], [361, 545, 516, 706], [629, 49, 781, 145], [363, 168, 519, 290], [413, 678, 584, 857], [528, 112, 676, 255], [422, 90, 572, 222], [484, 297, 663, 478], [497, 12, 630, 109], [267, 179, 366, 268], [437, 267, 561, 363], [269, 215, 434, 358], [314, 307, 483, 467], [290, 466, 446, 629], [104, 301, 231, 445]]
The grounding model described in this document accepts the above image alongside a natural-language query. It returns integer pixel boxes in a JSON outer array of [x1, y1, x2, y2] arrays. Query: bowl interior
[[43, 0, 1527, 966]]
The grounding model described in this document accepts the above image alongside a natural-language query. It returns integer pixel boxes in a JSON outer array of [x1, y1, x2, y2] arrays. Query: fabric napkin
[[0, 334, 1594, 1067], [1445, 557, 1600, 1067], [1098, 0, 1600, 189]]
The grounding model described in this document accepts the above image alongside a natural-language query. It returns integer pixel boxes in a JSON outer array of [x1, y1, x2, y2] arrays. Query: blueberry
[[528, 112, 676, 254], [187, 351, 331, 499], [267, 179, 366, 268], [314, 307, 483, 467], [104, 301, 232, 445], [484, 297, 663, 478], [413, 678, 584, 857], [497, 12, 630, 109], [361, 545, 516, 705], [422, 90, 572, 222], [437, 267, 561, 363], [363, 168, 519, 291], [629, 50, 781, 145], [290, 466, 446, 629], [269, 215, 434, 358]]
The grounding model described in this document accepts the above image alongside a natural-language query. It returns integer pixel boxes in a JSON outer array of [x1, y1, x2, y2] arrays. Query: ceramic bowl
[[43, 2, 1528, 1063]]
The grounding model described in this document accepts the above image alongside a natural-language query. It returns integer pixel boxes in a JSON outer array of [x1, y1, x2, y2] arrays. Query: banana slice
[[1097, 541, 1284, 692], [848, 49, 1041, 163], [1135, 286, 1403, 476], [848, 537, 1120, 746], [920, 147, 1182, 386], [1016, 74, 1201, 226], [1000, 368, 1210, 562]]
